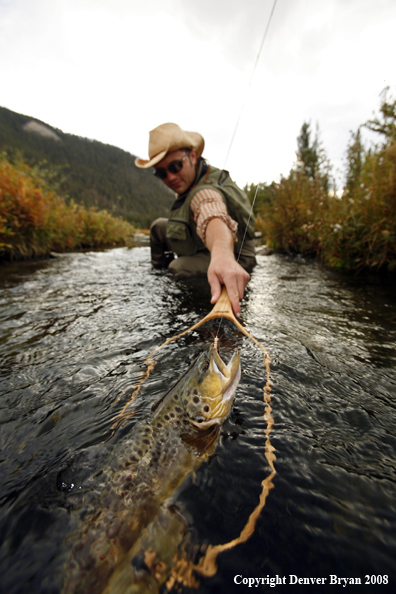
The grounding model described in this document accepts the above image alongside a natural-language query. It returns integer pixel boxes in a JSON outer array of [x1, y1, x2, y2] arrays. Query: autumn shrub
[[321, 143, 396, 271], [255, 92, 396, 274], [0, 155, 135, 261], [255, 142, 396, 272], [255, 170, 330, 256]]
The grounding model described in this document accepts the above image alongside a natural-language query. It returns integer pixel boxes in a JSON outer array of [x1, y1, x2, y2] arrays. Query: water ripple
[[0, 248, 395, 592]]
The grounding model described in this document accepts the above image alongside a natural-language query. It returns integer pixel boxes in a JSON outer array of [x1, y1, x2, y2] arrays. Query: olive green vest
[[165, 163, 255, 257]]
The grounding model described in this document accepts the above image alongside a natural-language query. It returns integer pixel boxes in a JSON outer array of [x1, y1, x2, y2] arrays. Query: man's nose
[[166, 170, 178, 181]]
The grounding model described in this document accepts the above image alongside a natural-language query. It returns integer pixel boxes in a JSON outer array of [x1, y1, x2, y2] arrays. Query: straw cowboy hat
[[135, 123, 205, 169]]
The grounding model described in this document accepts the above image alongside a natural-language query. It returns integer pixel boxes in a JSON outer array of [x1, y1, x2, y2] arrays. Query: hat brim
[[134, 125, 205, 169], [135, 150, 167, 169]]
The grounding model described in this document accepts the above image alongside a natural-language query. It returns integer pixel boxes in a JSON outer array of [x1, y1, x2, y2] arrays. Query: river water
[[0, 244, 395, 593]]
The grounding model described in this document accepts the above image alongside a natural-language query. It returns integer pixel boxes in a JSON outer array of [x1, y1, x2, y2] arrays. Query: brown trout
[[62, 344, 241, 594]]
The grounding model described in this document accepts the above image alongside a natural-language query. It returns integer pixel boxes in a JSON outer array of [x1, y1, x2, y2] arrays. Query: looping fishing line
[[109, 9, 278, 585], [166, 8, 280, 579]]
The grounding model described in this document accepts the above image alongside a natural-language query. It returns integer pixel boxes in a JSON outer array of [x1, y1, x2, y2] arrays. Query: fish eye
[[201, 361, 209, 372]]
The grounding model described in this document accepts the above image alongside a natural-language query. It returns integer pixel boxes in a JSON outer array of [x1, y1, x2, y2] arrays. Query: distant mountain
[[0, 106, 174, 227]]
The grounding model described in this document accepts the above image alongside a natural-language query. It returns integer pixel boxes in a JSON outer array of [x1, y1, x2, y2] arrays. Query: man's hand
[[205, 218, 250, 317]]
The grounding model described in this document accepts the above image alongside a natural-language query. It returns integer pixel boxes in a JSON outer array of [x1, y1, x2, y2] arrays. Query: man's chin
[[170, 182, 185, 193]]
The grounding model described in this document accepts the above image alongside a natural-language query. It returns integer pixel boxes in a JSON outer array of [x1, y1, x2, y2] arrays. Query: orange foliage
[[0, 157, 135, 260]]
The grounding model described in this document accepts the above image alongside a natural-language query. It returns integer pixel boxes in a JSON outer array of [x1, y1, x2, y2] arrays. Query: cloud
[[176, 0, 275, 69], [1, 0, 395, 188]]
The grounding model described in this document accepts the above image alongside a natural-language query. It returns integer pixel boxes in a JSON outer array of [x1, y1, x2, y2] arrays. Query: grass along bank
[[0, 155, 136, 262]]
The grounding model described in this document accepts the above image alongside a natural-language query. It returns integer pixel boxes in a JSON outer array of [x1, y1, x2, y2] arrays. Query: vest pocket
[[166, 219, 197, 257]]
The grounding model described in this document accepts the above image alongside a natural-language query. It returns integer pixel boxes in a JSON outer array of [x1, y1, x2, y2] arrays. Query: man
[[135, 123, 256, 317]]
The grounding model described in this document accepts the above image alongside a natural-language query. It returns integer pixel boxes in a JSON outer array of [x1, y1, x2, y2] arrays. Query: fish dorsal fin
[[151, 370, 189, 413]]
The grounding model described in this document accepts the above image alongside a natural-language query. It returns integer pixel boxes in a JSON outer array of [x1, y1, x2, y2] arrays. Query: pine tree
[[296, 121, 332, 192], [345, 128, 364, 195], [365, 86, 396, 142], [296, 121, 319, 179]]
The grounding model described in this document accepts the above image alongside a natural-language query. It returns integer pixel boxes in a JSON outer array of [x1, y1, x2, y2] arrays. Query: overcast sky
[[1, 0, 395, 188]]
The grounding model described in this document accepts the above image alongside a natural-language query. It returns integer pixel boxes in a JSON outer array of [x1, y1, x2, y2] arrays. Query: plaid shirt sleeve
[[190, 188, 238, 246]]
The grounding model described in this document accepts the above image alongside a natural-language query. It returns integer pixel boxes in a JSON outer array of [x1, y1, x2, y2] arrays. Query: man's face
[[154, 148, 198, 194]]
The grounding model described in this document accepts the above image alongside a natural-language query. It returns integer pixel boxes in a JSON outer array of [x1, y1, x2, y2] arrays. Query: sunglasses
[[154, 152, 189, 180]]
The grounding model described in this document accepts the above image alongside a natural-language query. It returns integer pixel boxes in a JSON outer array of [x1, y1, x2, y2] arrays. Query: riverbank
[[0, 156, 136, 262], [253, 144, 396, 273]]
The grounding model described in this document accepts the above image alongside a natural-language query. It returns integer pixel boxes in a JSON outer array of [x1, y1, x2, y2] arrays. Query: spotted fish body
[[63, 345, 241, 594]]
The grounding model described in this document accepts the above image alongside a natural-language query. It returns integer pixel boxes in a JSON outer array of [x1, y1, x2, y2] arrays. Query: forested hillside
[[0, 107, 174, 227]]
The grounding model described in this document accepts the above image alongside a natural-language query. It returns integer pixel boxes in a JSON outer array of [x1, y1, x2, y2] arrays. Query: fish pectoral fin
[[180, 425, 220, 455]]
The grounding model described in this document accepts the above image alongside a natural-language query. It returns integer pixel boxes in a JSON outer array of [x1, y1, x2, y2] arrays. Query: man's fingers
[[209, 272, 222, 304], [237, 270, 249, 301], [224, 267, 249, 315], [208, 261, 249, 316], [225, 280, 241, 317]]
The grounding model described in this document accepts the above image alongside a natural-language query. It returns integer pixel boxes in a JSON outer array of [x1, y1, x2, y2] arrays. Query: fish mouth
[[192, 348, 241, 429], [213, 349, 241, 403]]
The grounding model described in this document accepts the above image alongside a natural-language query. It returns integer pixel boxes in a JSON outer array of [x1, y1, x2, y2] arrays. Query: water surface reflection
[[0, 247, 395, 593]]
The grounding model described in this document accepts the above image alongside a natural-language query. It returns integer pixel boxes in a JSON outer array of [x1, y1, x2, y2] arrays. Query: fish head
[[181, 345, 241, 429]]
